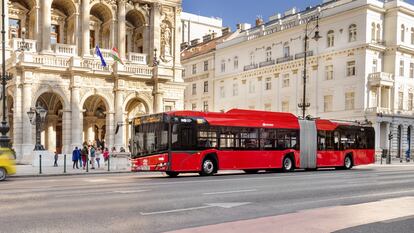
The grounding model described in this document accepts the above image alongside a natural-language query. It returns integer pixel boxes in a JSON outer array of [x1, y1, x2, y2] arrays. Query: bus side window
[[318, 131, 326, 150], [334, 131, 340, 150]]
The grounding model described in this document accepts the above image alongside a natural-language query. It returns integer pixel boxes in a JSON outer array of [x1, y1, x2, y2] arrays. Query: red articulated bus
[[130, 109, 375, 177]]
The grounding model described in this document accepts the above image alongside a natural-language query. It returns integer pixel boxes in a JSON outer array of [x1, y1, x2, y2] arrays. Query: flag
[[111, 47, 124, 65], [95, 45, 107, 67]]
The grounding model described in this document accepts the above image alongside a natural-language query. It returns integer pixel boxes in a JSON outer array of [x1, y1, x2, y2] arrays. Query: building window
[[250, 52, 255, 65], [233, 83, 238, 96], [400, 60, 404, 77], [182, 69, 185, 77], [345, 92, 355, 110], [325, 65, 333, 80], [409, 93, 414, 111], [203, 101, 209, 112], [349, 24, 357, 42], [192, 83, 196, 95], [220, 86, 225, 98], [249, 80, 255, 93], [347, 61, 356, 76], [372, 59, 378, 73], [411, 28, 414, 45], [191, 103, 197, 110], [376, 24, 381, 42], [282, 74, 290, 87], [324, 95, 333, 112], [203, 81, 208, 93], [398, 92, 404, 110], [221, 60, 226, 73], [265, 77, 272, 90], [234, 56, 239, 69], [401, 24, 405, 42], [371, 23, 376, 42], [327, 30, 335, 47], [410, 63, 414, 78], [8, 18, 21, 39], [203, 61, 208, 71], [282, 101, 289, 112], [266, 47, 272, 62], [192, 64, 197, 75], [264, 103, 271, 111], [51, 24, 60, 45], [370, 90, 377, 108], [283, 42, 290, 57]]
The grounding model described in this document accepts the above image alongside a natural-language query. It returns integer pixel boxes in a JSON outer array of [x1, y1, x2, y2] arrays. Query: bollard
[[107, 156, 110, 172], [39, 154, 42, 174], [64, 154, 67, 173], [86, 157, 89, 172]]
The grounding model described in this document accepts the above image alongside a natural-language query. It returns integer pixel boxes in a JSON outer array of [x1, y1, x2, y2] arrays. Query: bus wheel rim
[[284, 158, 292, 170], [203, 160, 214, 173], [0, 169, 5, 180], [345, 157, 351, 168]]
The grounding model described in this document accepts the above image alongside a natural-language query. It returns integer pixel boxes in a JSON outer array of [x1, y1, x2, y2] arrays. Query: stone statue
[[161, 22, 171, 58]]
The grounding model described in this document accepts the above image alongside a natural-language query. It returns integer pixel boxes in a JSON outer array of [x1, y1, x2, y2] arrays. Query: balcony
[[90, 48, 112, 59], [52, 44, 76, 56], [370, 40, 385, 46], [9, 38, 37, 53], [276, 55, 293, 64], [243, 64, 258, 71], [259, 60, 275, 68], [366, 107, 392, 115], [295, 51, 314, 59], [368, 72, 394, 87], [127, 52, 147, 65]]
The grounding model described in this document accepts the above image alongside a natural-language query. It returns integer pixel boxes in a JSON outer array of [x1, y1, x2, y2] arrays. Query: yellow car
[[0, 147, 16, 181]]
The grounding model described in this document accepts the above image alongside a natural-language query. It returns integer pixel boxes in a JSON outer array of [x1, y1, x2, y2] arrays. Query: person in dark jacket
[[72, 147, 80, 169], [81, 146, 88, 170]]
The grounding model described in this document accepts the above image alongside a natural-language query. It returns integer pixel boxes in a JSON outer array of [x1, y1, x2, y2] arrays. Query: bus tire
[[282, 155, 295, 172], [200, 157, 216, 176], [343, 154, 353, 170], [0, 168, 6, 181], [244, 169, 259, 174], [166, 171, 179, 177]]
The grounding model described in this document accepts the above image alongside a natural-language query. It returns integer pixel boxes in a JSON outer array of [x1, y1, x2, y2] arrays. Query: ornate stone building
[[2, 0, 185, 163]]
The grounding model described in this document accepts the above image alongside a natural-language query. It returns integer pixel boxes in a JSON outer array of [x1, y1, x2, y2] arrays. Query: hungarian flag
[[111, 47, 124, 65]]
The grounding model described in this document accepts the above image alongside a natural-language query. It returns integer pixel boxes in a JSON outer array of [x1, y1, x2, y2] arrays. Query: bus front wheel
[[343, 155, 353, 170], [282, 156, 295, 172], [166, 171, 179, 177], [200, 158, 216, 176]]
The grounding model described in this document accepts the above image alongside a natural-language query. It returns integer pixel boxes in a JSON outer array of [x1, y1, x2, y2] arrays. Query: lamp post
[[19, 28, 30, 51], [0, 0, 10, 147], [27, 106, 47, 150], [298, 15, 321, 119]]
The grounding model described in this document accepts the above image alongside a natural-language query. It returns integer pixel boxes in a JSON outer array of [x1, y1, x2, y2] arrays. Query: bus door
[[299, 120, 317, 169]]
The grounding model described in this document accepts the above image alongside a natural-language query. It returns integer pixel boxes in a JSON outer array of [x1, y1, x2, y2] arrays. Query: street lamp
[[19, 28, 31, 51], [298, 15, 322, 119], [0, 0, 11, 147], [27, 106, 47, 150]]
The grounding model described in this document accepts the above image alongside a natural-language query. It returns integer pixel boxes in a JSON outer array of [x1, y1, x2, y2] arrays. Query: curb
[[11, 170, 131, 178]]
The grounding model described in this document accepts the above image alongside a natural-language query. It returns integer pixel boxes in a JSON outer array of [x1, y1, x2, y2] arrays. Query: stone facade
[[2, 0, 185, 164]]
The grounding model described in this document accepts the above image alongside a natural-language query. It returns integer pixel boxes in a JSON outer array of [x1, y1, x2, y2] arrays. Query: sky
[[182, 0, 414, 29]]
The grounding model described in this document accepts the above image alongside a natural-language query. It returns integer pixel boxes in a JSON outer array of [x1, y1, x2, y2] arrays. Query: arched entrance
[[36, 93, 64, 153], [90, 3, 113, 49], [51, 0, 77, 45], [124, 98, 148, 151], [82, 95, 109, 148]]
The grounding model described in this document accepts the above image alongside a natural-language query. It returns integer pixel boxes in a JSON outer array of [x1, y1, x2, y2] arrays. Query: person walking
[[96, 148, 102, 168], [72, 147, 80, 169], [81, 146, 88, 170], [103, 148, 109, 166], [53, 152, 59, 167], [406, 149, 411, 162], [90, 146, 96, 169], [78, 147, 82, 167]]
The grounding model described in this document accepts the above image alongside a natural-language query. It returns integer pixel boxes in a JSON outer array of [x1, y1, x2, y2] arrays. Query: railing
[[276, 55, 293, 64], [9, 38, 37, 52], [53, 43, 76, 56], [295, 51, 314, 59], [259, 60, 275, 68], [123, 63, 153, 76], [33, 55, 70, 67], [90, 48, 113, 59], [368, 72, 394, 83], [370, 40, 385, 46], [243, 64, 258, 71], [365, 107, 392, 115], [127, 52, 147, 65], [81, 59, 113, 72]]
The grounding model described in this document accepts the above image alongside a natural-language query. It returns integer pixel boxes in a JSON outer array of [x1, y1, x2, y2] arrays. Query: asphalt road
[[1, 165, 414, 233]]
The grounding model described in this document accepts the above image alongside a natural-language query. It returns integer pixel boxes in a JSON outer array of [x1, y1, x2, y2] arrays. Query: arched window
[[348, 24, 357, 42], [401, 24, 405, 42], [371, 23, 376, 42], [327, 30, 335, 47], [376, 24, 381, 42], [266, 47, 272, 62]]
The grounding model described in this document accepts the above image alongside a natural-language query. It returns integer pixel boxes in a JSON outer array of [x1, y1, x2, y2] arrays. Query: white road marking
[[140, 202, 251, 216], [203, 189, 257, 195], [113, 190, 149, 194], [86, 179, 109, 183]]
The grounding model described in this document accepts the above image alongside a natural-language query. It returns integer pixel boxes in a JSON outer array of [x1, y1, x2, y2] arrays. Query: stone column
[[114, 90, 125, 150], [118, 0, 126, 59], [74, 11, 80, 54], [33, 3, 41, 51], [62, 110, 72, 154], [388, 87, 392, 110], [377, 86, 382, 108], [12, 84, 23, 162], [71, 80, 82, 148], [153, 91, 164, 113], [149, 2, 161, 66], [22, 81, 33, 163], [81, 0, 90, 56], [46, 114, 58, 152], [110, 20, 116, 49], [106, 112, 115, 149], [41, 0, 52, 52]]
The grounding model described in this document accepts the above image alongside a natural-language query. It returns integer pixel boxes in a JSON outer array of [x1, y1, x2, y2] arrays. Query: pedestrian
[[96, 148, 102, 168], [406, 149, 411, 162], [72, 147, 80, 169], [78, 147, 82, 167], [53, 152, 58, 167], [103, 147, 109, 166], [90, 146, 96, 169], [81, 146, 88, 170]]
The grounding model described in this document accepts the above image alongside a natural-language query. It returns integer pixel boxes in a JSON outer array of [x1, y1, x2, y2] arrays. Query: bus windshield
[[131, 116, 169, 158]]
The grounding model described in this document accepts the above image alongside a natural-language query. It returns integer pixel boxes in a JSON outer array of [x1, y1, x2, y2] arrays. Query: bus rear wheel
[[166, 171, 179, 177], [343, 155, 353, 170], [200, 158, 216, 176], [282, 156, 294, 172]]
